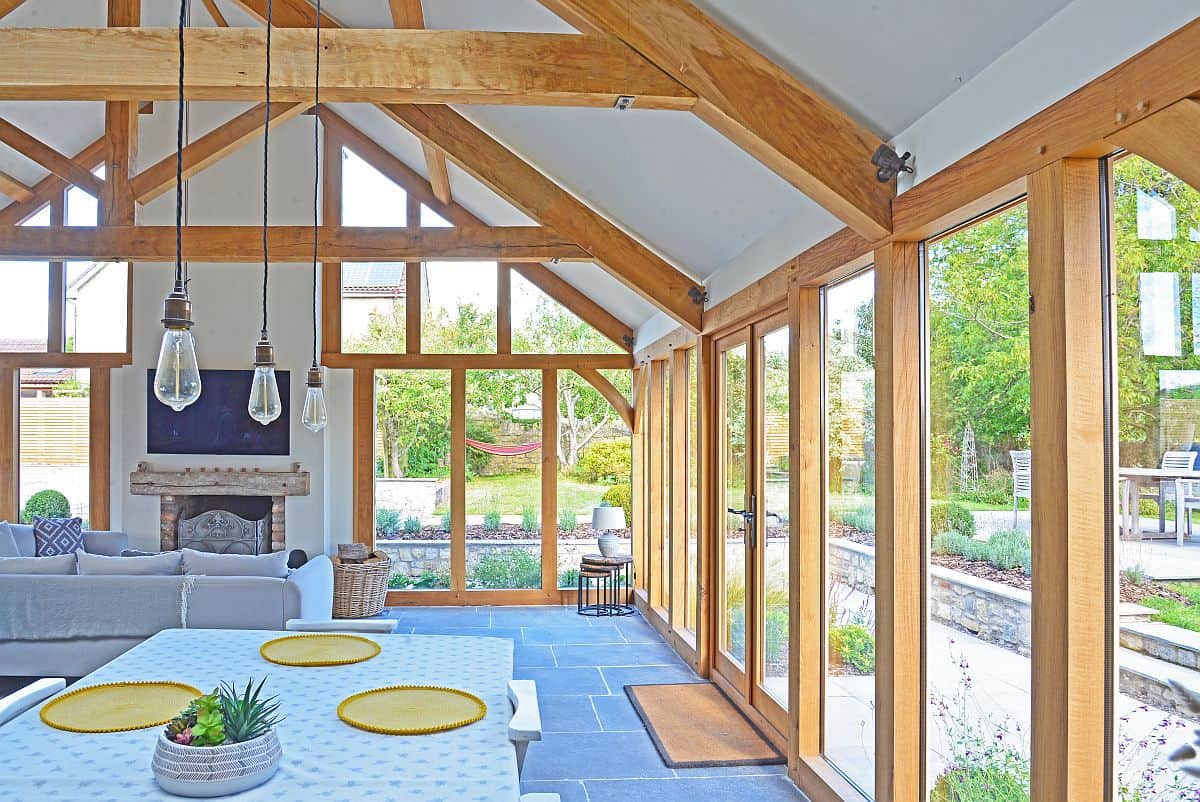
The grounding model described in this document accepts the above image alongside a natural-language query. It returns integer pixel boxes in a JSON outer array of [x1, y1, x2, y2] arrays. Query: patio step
[[1119, 647, 1200, 719], [1119, 603, 1158, 623], [1120, 621, 1200, 671]]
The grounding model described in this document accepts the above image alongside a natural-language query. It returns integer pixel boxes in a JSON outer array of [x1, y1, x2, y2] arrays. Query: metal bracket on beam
[[621, 334, 635, 349], [614, 95, 636, 111], [871, 144, 913, 182], [687, 286, 708, 306]]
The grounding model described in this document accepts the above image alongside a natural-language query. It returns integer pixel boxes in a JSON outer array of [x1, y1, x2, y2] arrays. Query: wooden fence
[[18, 397, 89, 465]]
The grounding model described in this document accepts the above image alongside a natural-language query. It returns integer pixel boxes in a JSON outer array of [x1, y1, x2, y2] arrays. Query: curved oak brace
[[1111, 98, 1200, 193], [573, 367, 634, 432]]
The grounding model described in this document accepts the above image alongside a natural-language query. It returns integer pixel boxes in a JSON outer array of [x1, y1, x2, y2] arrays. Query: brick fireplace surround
[[129, 463, 310, 552]]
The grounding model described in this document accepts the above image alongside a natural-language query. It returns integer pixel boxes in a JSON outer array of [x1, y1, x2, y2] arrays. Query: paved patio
[[382, 605, 808, 802]]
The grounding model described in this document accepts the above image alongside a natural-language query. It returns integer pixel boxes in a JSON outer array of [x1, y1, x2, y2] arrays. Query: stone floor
[[382, 605, 808, 802]]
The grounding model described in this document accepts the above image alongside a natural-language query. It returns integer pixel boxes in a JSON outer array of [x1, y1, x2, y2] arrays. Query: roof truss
[[0, 116, 104, 196]]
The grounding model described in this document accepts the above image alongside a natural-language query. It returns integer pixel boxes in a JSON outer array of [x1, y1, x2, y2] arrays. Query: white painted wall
[[110, 105, 340, 557]]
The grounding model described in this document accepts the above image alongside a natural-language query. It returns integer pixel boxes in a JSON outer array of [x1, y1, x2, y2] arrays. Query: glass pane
[[556, 373, 632, 588], [661, 363, 672, 607], [721, 343, 748, 667], [466, 369, 542, 590], [1113, 155, 1200, 800], [66, 181, 98, 227], [342, 148, 406, 226], [1, 209, 53, 352], [761, 326, 790, 708], [340, 264, 407, 353], [374, 370, 451, 590], [423, 263, 497, 354], [926, 204, 1031, 799], [685, 347, 699, 634], [824, 271, 877, 794], [421, 205, 452, 227], [512, 272, 623, 355], [19, 368, 90, 525], [66, 261, 126, 353]]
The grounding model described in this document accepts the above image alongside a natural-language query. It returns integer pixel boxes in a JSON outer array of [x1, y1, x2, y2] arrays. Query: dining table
[[0, 628, 521, 802], [1119, 466, 1200, 546]]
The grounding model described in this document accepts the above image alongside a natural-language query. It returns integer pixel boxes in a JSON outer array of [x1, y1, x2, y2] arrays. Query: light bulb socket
[[254, 332, 276, 367], [306, 364, 323, 388], [161, 280, 193, 330]]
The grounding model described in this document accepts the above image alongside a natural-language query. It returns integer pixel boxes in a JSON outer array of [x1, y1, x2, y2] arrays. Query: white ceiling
[[0, 0, 1082, 330]]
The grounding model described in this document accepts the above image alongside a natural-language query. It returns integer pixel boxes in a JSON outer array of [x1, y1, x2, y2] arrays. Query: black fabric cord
[[175, 0, 186, 285], [311, 0, 321, 367], [261, 0, 273, 336]]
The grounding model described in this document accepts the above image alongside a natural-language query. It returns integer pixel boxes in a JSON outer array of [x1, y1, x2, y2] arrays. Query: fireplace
[[130, 463, 310, 553]]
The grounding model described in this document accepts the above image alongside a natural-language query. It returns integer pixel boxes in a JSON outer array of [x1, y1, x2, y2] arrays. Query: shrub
[[986, 529, 1030, 571], [21, 489, 70, 523], [836, 501, 875, 534], [389, 570, 451, 590], [440, 512, 451, 532], [956, 467, 1015, 506], [1122, 564, 1149, 586], [575, 438, 632, 483], [558, 568, 579, 588], [763, 608, 790, 665], [469, 549, 541, 589], [930, 500, 976, 539], [483, 510, 502, 531], [375, 508, 401, 535], [829, 622, 875, 673], [932, 531, 971, 556], [521, 507, 539, 532], [402, 516, 422, 535], [557, 510, 578, 531], [601, 483, 632, 528]]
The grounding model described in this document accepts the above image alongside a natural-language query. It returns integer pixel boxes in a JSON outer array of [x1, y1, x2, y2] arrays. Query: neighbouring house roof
[[341, 263, 407, 297]]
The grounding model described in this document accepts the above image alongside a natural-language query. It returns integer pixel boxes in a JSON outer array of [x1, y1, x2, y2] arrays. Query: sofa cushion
[[32, 517, 83, 557], [181, 548, 290, 578], [0, 521, 18, 558], [0, 553, 76, 574], [9, 524, 128, 557], [77, 549, 181, 576]]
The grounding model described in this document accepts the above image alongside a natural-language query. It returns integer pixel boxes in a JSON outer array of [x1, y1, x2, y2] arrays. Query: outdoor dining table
[[0, 628, 521, 801], [1119, 466, 1200, 546]]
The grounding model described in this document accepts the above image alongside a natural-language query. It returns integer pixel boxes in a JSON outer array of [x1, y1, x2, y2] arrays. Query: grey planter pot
[[152, 730, 282, 798]]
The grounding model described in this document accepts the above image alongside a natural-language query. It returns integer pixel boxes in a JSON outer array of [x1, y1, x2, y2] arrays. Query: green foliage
[[558, 568, 579, 589], [1122, 564, 1149, 586], [520, 507, 539, 532], [375, 508, 400, 535], [835, 501, 875, 534], [933, 528, 1031, 574], [575, 438, 633, 483], [218, 678, 282, 744], [930, 501, 976, 539], [763, 607, 789, 665], [931, 761, 1029, 802], [932, 531, 971, 557], [21, 489, 70, 523], [557, 510, 578, 531], [440, 512, 451, 532], [955, 468, 1015, 506], [482, 509, 502, 531], [829, 622, 875, 674], [601, 483, 632, 528], [389, 570, 451, 590], [469, 549, 541, 589], [402, 516, 422, 535], [1140, 581, 1200, 633]]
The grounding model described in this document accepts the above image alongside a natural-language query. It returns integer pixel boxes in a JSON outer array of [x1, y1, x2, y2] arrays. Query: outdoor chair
[[0, 678, 65, 727], [1010, 450, 1031, 528], [1139, 450, 1198, 535]]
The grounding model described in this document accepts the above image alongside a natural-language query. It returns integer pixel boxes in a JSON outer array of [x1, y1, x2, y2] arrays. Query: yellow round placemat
[[40, 681, 202, 734], [260, 633, 381, 667], [338, 686, 487, 735]]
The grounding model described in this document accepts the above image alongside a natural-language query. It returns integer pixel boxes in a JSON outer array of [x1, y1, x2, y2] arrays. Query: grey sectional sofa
[[0, 526, 333, 677]]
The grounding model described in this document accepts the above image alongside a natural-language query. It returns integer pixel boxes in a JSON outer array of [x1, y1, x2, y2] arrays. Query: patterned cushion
[[32, 516, 84, 557]]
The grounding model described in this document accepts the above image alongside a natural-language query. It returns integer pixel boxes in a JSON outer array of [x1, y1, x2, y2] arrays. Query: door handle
[[727, 494, 758, 550]]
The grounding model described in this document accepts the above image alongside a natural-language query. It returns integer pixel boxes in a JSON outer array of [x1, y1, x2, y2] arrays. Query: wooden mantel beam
[[0, 28, 696, 110], [538, 0, 893, 240], [0, 225, 592, 263]]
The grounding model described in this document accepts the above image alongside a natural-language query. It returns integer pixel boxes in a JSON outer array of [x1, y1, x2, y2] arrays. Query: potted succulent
[[152, 678, 283, 798]]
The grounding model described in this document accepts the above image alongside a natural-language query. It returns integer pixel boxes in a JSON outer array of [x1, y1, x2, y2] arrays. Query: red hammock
[[465, 437, 541, 456]]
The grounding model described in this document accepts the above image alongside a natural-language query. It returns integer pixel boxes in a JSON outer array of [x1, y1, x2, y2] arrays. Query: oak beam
[[382, 103, 704, 330], [200, 0, 228, 26], [510, 264, 634, 352], [0, 28, 696, 110], [0, 117, 104, 196], [539, 0, 893, 240], [0, 170, 32, 202], [0, 225, 592, 263], [131, 101, 312, 203], [0, 0, 26, 21], [0, 368, 16, 524], [323, 352, 632, 370], [1111, 98, 1200, 192], [574, 367, 634, 431]]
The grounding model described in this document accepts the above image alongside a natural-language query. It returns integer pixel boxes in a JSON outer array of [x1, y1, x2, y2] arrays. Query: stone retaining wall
[[377, 537, 597, 581]]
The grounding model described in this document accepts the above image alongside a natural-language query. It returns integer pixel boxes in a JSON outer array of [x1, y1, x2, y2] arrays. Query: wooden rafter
[[229, 0, 704, 330], [538, 0, 893, 240], [387, 0, 453, 204], [320, 107, 637, 351], [1111, 98, 1200, 192], [0, 170, 32, 203], [325, 353, 632, 370], [573, 367, 634, 431], [130, 101, 312, 203], [0, 0, 26, 22], [0, 225, 591, 262], [0, 28, 696, 110], [0, 137, 106, 226], [0, 117, 104, 196], [200, 0, 229, 26]]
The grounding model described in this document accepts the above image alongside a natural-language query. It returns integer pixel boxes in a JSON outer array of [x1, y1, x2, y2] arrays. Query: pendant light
[[301, 0, 328, 433], [248, 1, 282, 426], [153, 0, 202, 413]]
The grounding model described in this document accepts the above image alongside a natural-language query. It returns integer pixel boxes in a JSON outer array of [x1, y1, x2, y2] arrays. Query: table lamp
[[592, 504, 627, 557]]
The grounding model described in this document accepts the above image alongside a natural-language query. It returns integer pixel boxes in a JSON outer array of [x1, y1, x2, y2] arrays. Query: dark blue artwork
[[147, 369, 290, 456]]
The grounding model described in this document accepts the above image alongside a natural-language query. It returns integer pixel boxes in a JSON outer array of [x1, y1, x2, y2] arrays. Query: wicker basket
[[332, 552, 391, 618]]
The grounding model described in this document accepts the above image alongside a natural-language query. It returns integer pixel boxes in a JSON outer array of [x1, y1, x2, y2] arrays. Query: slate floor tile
[[522, 731, 675, 781], [523, 625, 625, 644], [539, 694, 603, 733], [514, 666, 609, 695], [600, 664, 702, 691], [553, 643, 684, 667], [590, 693, 645, 731], [584, 775, 805, 801]]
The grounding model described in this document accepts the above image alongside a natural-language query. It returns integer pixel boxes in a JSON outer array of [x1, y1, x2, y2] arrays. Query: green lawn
[[436, 472, 613, 517], [1141, 582, 1200, 632]]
